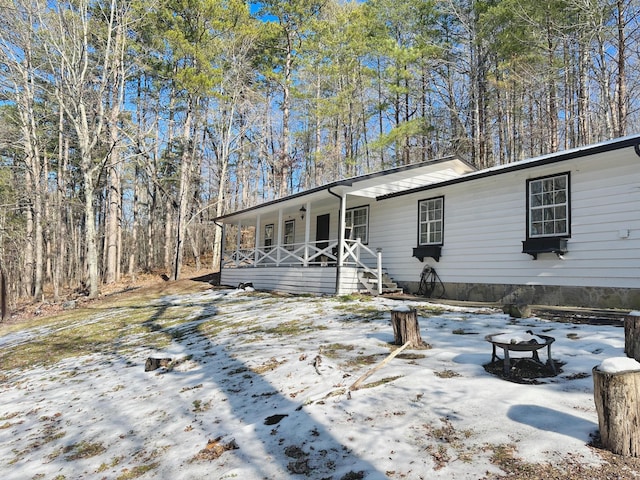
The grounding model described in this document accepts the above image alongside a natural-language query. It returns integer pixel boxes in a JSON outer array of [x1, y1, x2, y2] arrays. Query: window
[[418, 196, 443, 245], [527, 173, 570, 238], [284, 219, 295, 249], [345, 206, 369, 243], [264, 224, 274, 251]]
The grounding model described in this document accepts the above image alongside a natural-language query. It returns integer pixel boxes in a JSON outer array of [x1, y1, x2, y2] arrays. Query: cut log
[[625, 314, 640, 362], [593, 365, 640, 457], [390, 308, 423, 347]]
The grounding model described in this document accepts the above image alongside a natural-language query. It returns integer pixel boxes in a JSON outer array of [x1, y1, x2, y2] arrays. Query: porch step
[[357, 270, 403, 295]]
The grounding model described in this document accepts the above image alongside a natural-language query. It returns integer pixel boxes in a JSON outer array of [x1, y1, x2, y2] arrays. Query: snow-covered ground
[[0, 288, 629, 479]]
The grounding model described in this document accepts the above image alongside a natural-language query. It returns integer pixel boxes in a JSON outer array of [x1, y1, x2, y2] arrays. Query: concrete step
[[357, 270, 403, 295]]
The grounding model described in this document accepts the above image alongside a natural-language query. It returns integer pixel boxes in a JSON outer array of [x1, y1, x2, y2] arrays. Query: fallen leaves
[[192, 437, 239, 462]]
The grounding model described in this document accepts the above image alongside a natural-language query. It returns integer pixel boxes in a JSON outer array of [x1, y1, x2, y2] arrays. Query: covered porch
[[215, 157, 476, 296], [219, 193, 387, 295], [221, 239, 385, 295]]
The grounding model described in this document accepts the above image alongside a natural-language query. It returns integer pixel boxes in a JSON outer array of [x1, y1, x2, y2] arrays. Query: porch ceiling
[[346, 158, 475, 198], [217, 156, 475, 224]]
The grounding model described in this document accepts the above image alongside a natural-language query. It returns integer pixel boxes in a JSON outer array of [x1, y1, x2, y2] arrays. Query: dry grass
[[0, 274, 217, 374], [4, 271, 640, 479]]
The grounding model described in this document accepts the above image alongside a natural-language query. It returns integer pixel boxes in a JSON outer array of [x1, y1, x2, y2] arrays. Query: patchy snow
[[0, 289, 629, 479], [391, 305, 413, 313], [598, 357, 640, 373], [489, 333, 538, 344]]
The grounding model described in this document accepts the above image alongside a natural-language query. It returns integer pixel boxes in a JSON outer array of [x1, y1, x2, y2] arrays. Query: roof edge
[[214, 155, 474, 221], [377, 134, 640, 201]]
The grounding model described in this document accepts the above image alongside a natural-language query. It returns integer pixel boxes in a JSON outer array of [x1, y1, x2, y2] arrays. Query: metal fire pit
[[485, 330, 556, 375]]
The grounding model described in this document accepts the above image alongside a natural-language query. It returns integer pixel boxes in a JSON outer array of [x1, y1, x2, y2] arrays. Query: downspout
[[328, 187, 344, 294], [213, 219, 224, 285]]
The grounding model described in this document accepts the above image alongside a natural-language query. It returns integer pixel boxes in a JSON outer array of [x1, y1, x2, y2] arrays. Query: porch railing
[[222, 238, 384, 294]]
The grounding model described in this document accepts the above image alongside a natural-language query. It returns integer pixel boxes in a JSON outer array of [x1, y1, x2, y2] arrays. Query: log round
[[625, 314, 640, 362], [593, 365, 640, 457], [390, 308, 423, 348]]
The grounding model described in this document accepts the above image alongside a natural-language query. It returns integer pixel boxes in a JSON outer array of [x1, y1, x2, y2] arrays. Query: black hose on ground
[[418, 265, 445, 298]]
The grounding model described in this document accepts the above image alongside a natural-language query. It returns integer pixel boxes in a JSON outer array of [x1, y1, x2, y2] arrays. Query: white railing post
[[254, 214, 261, 268], [377, 248, 383, 295], [235, 220, 242, 267], [276, 209, 283, 266]]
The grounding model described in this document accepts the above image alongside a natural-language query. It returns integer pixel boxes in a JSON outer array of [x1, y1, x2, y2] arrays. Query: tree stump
[[502, 303, 531, 319], [625, 312, 640, 362], [593, 363, 640, 457], [390, 307, 423, 348], [145, 357, 172, 372]]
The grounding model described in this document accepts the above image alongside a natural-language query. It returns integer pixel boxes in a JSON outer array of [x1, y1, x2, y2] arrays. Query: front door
[[316, 214, 330, 251]]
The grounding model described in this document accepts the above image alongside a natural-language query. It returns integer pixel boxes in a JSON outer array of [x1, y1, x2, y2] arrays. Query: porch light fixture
[[299, 206, 306, 220]]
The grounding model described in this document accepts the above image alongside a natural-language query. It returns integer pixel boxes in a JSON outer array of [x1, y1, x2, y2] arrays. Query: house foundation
[[400, 281, 640, 310]]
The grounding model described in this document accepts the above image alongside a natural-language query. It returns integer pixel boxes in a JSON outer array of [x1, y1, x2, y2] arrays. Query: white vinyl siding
[[221, 267, 336, 294], [221, 266, 361, 295], [419, 197, 443, 245], [370, 146, 640, 289]]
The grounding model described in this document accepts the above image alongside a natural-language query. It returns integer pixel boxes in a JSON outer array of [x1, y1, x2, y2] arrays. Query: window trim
[[284, 219, 295, 250], [345, 205, 369, 244], [264, 223, 274, 251], [417, 196, 444, 246], [525, 172, 571, 240]]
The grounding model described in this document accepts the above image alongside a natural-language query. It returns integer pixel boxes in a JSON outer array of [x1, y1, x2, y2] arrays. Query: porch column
[[276, 209, 283, 265], [338, 192, 347, 267], [254, 214, 261, 268], [236, 220, 241, 267], [220, 223, 226, 269], [303, 201, 311, 266]]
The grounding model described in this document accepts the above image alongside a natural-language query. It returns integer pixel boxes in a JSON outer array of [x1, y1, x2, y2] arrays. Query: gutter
[[377, 135, 640, 201]]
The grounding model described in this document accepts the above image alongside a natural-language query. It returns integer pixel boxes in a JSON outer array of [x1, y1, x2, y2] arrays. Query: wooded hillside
[[0, 0, 638, 306]]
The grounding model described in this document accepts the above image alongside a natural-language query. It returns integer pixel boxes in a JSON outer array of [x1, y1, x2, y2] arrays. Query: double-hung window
[[523, 173, 570, 259], [264, 224, 274, 251], [345, 205, 369, 243], [418, 196, 444, 245], [284, 219, 295, 250], [527, 173, 570, 238]]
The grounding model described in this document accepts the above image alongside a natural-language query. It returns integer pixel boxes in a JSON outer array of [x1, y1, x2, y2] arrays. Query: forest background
[[0, 0, 638, 308]]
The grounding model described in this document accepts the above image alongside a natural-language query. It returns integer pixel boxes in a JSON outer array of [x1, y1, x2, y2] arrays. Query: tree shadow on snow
[[141, 290, 386, 479], [507, 404, 597, 441]]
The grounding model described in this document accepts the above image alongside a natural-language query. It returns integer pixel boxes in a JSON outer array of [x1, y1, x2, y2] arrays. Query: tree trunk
[[24, 180, 35, 297], [0, 266, 7, 321], [164, 200, 172, 274], [546, 20, 558, 153], [172, 100, 194, 281], [279, 29, 293, 198], [615, 0, 627, 137], [390, 308, 424, 348], [625, 314, 640, 362], [104, 155, 121, 284], [104, 19, 125, 284], [83, 169, 100, 298], [593, 366, 640, 457], [128, 164, 139, 278]]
